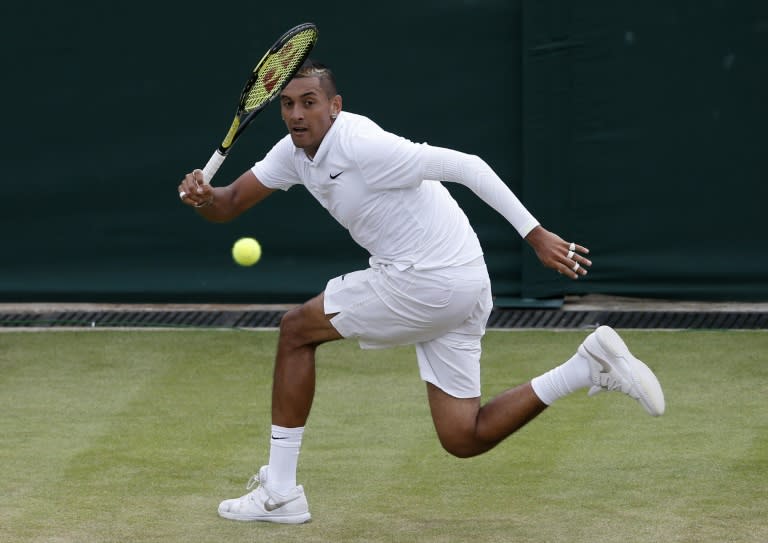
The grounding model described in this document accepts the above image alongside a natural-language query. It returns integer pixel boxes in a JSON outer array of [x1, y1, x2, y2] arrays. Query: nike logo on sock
[[271, 435, 289, 440]]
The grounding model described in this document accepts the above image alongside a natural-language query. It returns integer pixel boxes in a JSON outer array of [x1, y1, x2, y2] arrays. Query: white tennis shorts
[[324, 260, 492, 398]]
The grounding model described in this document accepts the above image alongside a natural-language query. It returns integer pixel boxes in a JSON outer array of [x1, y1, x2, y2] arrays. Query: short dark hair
[[294, 59, 338, 98]]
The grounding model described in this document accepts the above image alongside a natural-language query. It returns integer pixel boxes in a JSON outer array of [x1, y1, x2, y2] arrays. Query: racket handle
[[201, 150, 227, 185]]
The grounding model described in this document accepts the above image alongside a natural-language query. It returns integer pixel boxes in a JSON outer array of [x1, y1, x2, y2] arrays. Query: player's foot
[[218, 466, 311, 524], [578, 325, 665, 416]]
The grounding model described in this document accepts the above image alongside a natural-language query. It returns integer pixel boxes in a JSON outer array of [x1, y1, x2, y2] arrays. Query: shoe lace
[[240, 473, 265, 507], [245, 473, 262, 492], [596, 372, 626, 392]]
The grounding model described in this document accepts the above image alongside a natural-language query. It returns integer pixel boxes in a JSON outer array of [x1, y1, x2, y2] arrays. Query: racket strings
[[245, 29, 317, 112]]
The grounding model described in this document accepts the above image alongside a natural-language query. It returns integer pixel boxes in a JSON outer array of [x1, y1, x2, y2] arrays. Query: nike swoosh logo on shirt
[[329, 171, 344, 179]]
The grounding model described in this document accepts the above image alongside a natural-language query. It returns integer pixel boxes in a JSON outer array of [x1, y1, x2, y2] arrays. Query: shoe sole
[[587, 326, 665, 416], [218, 510, 311, 524]]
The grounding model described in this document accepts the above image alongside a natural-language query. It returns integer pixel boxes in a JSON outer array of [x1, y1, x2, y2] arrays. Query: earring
[[331, 112, 338, 119]]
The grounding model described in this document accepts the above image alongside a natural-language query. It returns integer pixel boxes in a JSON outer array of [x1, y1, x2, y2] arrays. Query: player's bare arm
[[178, 169, 276, 223], [525, 225, 591, 279]]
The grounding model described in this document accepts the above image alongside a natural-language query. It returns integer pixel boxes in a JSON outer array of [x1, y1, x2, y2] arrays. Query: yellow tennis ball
[[232, 237, 262, 266]]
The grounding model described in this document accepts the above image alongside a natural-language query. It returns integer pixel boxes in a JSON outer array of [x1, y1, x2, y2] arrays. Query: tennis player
[[178, 60, 665, 524]]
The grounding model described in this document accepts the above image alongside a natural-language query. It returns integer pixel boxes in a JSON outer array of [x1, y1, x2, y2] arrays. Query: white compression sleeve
[[421, 145, 539, 238]]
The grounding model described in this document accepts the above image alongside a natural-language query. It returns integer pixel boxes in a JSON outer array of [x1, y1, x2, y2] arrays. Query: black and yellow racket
[[200, 23, 318, 184]]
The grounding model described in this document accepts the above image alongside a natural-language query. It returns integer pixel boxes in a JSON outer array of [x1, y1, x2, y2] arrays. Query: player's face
[[280, 77, 340, 158]]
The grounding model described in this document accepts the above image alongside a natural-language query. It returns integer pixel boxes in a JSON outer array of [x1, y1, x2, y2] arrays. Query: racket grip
[[201, 150, 227, 185]]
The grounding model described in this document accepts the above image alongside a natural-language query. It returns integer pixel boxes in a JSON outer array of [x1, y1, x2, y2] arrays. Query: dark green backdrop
[[2, 1, 766, 304]]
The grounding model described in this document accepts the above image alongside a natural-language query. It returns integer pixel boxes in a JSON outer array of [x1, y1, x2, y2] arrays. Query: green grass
[[1, 329, 766, 543]]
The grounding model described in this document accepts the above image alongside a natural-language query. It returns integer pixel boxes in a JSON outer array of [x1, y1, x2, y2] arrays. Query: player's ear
[[330, 95, 342, 118]]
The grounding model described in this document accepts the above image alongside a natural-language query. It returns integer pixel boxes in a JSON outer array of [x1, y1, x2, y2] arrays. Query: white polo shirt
[[252, 112, 537, 271]]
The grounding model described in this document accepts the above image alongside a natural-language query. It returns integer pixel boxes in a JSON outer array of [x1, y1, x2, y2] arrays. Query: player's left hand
[[525, 226, 591, 279]]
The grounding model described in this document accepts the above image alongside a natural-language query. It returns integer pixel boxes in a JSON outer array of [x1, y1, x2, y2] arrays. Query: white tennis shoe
[[578, 325, 665, 416], [218, 466, 311, 524]]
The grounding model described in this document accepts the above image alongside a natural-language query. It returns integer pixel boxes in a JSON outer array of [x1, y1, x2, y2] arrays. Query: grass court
[[1, 329, 766, 542]]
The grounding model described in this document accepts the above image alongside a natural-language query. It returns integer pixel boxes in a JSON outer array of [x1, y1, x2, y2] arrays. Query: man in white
[[178, 60, 665, 524]]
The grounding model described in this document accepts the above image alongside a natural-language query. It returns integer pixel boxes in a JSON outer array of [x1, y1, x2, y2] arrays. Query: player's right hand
[[178, 169, 215, 208]]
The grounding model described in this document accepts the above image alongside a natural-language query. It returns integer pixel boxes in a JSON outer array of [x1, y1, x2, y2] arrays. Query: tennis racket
[[200, 22, 318, 184]]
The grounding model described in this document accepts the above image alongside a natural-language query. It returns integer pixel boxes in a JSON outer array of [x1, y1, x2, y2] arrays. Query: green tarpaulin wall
[[2, 1, 766, 304]]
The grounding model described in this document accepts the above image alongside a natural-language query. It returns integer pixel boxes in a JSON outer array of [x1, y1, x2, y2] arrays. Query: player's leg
[[218, 292, 342, 524], [272, 292, 343, 427], [411, 267, 547, 457], [415, 321, 550, 458], [426, 381, 547, 458], [418, 266, 665, 457], [422, 325, 666, 458]]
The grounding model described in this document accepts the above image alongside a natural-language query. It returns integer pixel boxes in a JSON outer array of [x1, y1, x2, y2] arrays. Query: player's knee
[[278, 302, 335, 349], [278, 307, 311, 346], [436, 429, 484, 459], [439, 438, 477, 458]]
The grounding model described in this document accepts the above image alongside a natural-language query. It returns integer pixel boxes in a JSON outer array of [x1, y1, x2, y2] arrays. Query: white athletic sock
[[267, 425, 304, 492], [530, 352, 592, 405]]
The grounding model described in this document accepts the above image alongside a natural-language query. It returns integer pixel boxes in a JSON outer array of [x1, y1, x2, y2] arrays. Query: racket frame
[[201, 22, 318, 183]]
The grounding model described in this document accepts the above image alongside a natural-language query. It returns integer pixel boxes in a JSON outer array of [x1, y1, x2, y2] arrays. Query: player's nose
[[288, 107, 305, 121]]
